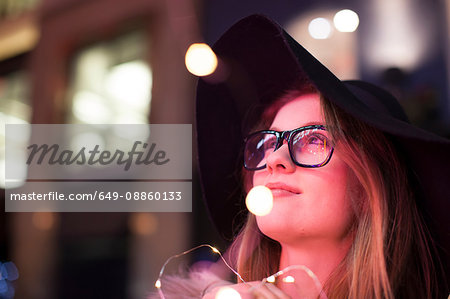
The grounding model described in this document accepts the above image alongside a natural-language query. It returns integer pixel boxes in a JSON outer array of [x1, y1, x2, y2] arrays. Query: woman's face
[[252, 94, 356, 246]]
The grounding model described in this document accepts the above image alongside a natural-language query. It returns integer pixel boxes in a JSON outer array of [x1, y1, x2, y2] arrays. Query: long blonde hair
[[229, 88, 440, 298]]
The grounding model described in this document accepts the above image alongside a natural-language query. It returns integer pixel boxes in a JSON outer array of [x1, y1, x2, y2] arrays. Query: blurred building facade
[[0, 0, 201, 298]]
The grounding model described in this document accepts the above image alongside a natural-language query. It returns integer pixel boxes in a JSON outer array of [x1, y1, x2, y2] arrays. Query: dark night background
[[0, 0, 449, 298]]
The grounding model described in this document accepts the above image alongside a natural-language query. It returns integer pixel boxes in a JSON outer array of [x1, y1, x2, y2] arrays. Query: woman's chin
[[256, 217, 304, 242]]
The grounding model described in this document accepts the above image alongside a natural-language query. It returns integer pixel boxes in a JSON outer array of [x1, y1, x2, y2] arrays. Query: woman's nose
[[265, 142, 296, 173]]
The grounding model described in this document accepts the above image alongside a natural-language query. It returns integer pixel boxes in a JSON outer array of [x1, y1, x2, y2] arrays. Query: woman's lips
[[265, 182, 301, 197]]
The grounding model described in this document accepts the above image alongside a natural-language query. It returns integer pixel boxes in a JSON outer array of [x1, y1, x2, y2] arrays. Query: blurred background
[[0, 0, 449, 298]]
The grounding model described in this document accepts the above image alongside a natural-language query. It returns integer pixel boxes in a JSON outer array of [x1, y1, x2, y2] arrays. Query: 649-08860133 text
[[8, 191, 183, 201]]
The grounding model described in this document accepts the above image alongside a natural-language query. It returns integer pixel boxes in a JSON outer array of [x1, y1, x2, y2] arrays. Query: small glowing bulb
[[155, 279, 161, 289], [266, 275, 276, 283], [308, 18, 332, 39], [282, 276, 295, 283], [215, 286, 241, 299], [211, 247, 220, 253], [185, 43, 218, 76], [245, 185, 273, 216], [333, 9, 359, 32]]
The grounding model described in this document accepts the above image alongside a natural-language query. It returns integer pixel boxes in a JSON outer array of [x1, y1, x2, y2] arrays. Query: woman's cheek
[[252, 170, 266, 187]]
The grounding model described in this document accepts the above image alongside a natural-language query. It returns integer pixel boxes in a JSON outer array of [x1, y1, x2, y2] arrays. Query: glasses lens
[[291, 128, 332, 166], [244, 132, 277, 169]]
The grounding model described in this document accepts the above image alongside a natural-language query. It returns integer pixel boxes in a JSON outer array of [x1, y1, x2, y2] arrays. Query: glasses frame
[[243, 124, 334, 170]]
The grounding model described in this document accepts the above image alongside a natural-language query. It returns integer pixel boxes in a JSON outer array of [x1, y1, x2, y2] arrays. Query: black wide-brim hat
[[196, 14, 449, 274]]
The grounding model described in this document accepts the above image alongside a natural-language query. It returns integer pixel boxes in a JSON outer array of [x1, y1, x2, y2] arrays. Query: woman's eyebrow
[[269, 121, 324, 131], [302, 121, 324, 127]]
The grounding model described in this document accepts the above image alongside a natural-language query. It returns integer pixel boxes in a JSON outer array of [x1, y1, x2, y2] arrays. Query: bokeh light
[[129, 213, 158, 236], [308, 18, 332, 39], [185, 43, 218, 76], [215, 286, 241, 299], [73, 91, 111, 123], [246, 185, 273, 216], [283, 275, 295, 283], [32, 212, 56, 231], [333, 9, 359, 32], [364, 0, 432, 71], [154, 279, 161, 289], [104, 61, 151, 110], [266, 275, 276, 283]]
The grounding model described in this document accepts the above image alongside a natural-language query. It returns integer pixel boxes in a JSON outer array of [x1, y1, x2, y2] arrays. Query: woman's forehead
[[270, 94, 324, 129]]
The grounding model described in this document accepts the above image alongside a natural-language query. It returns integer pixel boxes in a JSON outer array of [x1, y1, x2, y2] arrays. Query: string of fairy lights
[[154, 243, 328, 299], [155, 186, 328, 299]]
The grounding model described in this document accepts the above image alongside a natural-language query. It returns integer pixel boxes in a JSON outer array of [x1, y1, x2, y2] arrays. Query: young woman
[[210, 88, 442, 298], [153, 14, 449, 299]]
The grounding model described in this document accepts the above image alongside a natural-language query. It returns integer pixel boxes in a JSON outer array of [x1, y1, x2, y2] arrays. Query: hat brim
[[196, 14, 450, 269]]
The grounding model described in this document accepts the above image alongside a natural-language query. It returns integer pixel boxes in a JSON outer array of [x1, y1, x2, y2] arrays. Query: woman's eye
[[307, 134, 325, 145], [264, 136, 277, 150], [294, 132, 330, 153]]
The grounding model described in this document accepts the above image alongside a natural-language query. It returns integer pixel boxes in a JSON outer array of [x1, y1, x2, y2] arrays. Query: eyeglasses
[[243, 125, 334, 170]]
